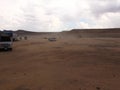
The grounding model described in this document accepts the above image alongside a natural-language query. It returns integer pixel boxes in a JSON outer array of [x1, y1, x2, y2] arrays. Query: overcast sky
[[0, 0, 120, 32]]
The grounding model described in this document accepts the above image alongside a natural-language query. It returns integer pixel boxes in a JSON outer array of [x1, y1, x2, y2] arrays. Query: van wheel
[[9, 48, 12, 51]]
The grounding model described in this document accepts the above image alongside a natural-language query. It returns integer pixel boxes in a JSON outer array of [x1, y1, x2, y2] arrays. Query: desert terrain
[[0, 29, 120, 90]]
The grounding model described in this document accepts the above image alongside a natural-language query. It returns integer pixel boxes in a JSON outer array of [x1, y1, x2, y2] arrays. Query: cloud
[[88, 0, 120, 16], [0, 0, 120, 32]]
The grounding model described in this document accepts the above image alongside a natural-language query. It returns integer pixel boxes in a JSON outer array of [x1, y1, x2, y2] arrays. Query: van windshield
[[0, 37, 11, 42]]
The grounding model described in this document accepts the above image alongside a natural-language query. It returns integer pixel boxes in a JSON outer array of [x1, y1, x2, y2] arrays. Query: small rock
[[96, 87, 101, 90], [23, 73, 26, 76]]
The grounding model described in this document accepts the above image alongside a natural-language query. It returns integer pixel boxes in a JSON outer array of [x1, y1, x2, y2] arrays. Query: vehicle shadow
[[0, 49, 12, 52]]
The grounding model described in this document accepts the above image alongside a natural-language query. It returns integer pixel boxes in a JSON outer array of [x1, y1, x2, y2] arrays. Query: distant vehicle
[[0, 31, 13, 51], [48, 38, 56, 42], [13, 33, 18, 41]]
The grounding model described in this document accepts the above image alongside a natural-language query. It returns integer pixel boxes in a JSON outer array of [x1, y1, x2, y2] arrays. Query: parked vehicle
[[0, 31, 13, 51], [48, 38, 56, 42], [3, 30, 18, 41]]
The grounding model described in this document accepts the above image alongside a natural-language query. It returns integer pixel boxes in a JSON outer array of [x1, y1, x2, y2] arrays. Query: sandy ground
[[0, 33, 120, 90]]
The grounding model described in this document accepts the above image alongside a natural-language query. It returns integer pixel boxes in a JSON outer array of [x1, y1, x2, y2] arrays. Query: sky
[[0, 0, 120, 32]]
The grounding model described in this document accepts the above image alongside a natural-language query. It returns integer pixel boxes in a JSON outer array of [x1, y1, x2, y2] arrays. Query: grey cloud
[[88, 0, 120, 16]]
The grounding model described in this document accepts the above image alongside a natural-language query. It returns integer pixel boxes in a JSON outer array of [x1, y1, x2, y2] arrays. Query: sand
[[0, 32, 120, 90]]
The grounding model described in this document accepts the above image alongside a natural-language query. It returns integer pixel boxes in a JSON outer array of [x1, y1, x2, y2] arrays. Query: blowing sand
[[0, 33, 120, 90]]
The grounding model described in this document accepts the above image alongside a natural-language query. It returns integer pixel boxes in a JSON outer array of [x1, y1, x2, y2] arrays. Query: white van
[[0, 32, 13, 51]]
